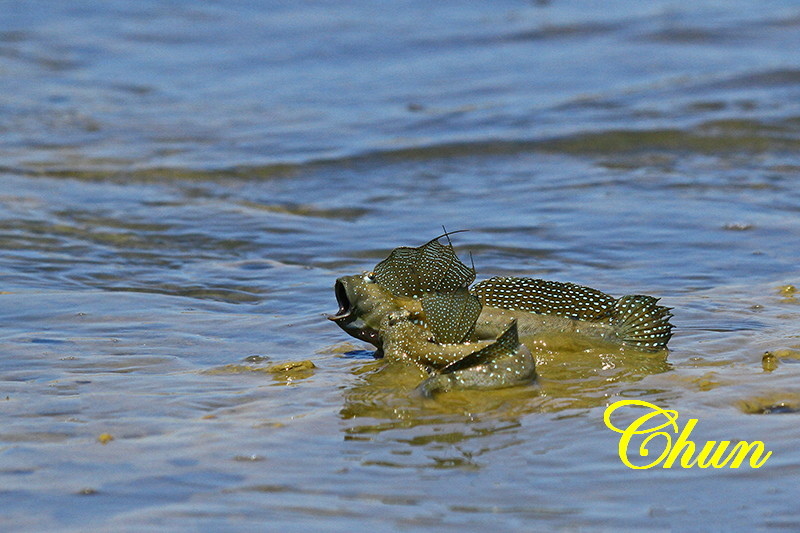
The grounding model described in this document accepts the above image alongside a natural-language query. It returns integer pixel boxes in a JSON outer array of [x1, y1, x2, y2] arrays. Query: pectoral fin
[[416, 319, 535, 396], [440, 319, 521, 374]]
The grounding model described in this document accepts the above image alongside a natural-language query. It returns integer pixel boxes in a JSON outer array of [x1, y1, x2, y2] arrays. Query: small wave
[[8, 112, 798, 183]]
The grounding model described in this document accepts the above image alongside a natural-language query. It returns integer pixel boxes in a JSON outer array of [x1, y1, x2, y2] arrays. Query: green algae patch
[[761, 348, 800, 372], [771, 348, 800, 360], [778, 285, 797, 296], [316, 341, 365, 355], [738, 393, 800, 415], [267, 360, 316, 373], [777, 285, 798, 303], [204, 360, 315, 375], [267, 360, 316, 384], [762, 351, 779, 372], [204, 360, 316, 384], [203, 364, 267, 375], [678, 371, 730, 392]]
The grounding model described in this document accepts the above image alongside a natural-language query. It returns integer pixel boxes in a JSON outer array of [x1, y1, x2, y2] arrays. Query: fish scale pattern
[[471, 276, 616, 320], [368, 236, 674, 354]]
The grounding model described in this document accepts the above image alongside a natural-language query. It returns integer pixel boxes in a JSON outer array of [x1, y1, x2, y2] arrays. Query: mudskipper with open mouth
[[329, 232, 673, 394]]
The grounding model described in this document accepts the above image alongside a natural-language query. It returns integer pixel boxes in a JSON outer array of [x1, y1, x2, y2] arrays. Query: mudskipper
[[329, 233, 673, 394]]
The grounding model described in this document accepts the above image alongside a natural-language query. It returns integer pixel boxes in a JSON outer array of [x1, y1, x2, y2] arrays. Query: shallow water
[[2, 1, 800, 530]]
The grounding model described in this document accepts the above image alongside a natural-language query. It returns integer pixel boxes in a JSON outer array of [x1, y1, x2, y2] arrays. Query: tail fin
[[612, 295, 673, 351]]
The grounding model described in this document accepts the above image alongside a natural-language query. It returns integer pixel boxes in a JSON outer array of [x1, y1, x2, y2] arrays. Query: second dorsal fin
[[471, 276, 616, 320], [421, 287, 482, 344]]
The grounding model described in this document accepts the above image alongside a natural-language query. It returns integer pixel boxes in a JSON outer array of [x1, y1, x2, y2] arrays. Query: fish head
[[328, 272, 417, 347], [329, 232, 473, 350]]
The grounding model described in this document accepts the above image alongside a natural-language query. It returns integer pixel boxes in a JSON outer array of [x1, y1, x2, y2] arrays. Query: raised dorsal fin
[[471, 276, 616, 320], [421, 287, 482, 344], [373, 232, 475, 298]]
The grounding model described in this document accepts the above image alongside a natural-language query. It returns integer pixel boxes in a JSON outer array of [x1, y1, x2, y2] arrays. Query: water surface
[[2, 1, 800, 531]]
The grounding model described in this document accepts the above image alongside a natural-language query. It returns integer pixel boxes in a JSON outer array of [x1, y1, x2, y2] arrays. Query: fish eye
[[362, 271, 376, 283]]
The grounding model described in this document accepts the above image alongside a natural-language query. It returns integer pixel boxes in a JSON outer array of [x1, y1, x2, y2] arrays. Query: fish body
[[471, 277, 673, 352], [329, 270, 536, 394], [380, 311, 492, 370], [416, 320, 535, 396], [380, 310, 493, 369], [331, 273, 673, 354], [475, 306, 620, 351], [379, 311, 535, 396], [329, 233, 674, 393]]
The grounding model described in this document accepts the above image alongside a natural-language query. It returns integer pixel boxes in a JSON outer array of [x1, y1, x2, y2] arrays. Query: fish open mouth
[[327, 279, 352, 322], [325, 276, 382, 348]]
